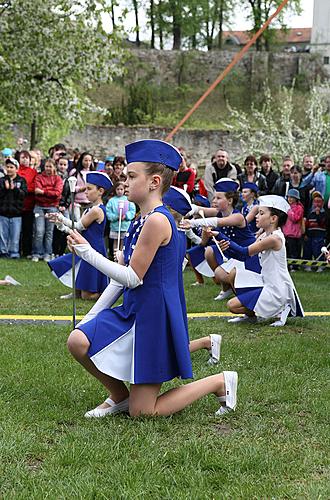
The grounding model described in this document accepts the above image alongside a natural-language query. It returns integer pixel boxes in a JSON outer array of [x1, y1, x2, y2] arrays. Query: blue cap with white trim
[[86, 171, 113, 190]]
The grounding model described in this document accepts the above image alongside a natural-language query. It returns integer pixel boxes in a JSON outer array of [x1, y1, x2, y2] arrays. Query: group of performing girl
[[46, 139, 304, 419]]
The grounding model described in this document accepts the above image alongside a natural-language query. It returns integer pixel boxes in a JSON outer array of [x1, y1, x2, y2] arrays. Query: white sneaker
[[214, 289, 232, 301], [43, 255, 51, 262], [191, 281, 204, 287], [316, 267, 324, 273], [4, 275, 22, 286], [84, 397, 129, 418], [31, 256, 39, 262], [207, 334, 222, 365], [60, 292, 73, 299], [227, 315, 257, 323], [215, 371, 238, 416]]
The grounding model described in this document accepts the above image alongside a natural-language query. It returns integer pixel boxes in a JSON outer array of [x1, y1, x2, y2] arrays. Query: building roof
[[222, 28, 312, 45]]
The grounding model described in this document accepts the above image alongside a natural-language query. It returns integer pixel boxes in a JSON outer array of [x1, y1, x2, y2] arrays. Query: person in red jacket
[[31, 159, 63, 262], [17, 150, 37, 256], [282, 188, 304, 271], [172, 151, 196, 197]]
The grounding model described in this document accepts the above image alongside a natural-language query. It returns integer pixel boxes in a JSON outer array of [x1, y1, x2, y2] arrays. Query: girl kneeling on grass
[[66, 139, 238, 418], [216, 195, 304, 326]]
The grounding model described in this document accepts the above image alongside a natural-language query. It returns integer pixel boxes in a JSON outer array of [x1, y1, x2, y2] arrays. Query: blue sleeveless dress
[[48, 205, 109, 293], [241, 200, 259, 234], [79, 205, 193, 384]]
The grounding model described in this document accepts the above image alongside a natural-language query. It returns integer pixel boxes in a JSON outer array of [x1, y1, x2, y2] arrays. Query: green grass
[[0, 259, 329, 498]]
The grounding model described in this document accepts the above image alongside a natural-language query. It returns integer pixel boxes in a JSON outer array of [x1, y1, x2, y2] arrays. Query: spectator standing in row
[[172, 156, 196, 196], [303, 191, 327, 267], [17, 150, 37, 257], [289, 165, 312, 216], [32, 159, 63, 262], [272, 157, 294, 197], [238, 155, 268, 195], [204, 149, 237, 202], [312, 154, 330, 243], [259, 154, 279, 193], [282, 188, 304, 270], [71, 152, 95, 218], [0, 158, 27, 258]]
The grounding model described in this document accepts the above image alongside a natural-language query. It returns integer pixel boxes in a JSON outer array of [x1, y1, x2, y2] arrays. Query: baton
[[117, 200, 125, 255], [68, 176, 77, 328]]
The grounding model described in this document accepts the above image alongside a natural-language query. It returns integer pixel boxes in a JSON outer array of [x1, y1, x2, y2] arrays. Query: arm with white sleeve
[[76, 279, 124, 327], [74, 243, 142, 288]]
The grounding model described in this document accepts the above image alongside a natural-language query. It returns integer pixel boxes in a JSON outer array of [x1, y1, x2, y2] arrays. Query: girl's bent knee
[[67, 329, 88, 356]]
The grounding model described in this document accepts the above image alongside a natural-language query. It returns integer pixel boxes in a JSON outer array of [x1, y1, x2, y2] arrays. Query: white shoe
[[214, 289, 232, 301], [43, 255, 51, 262], [215, 371, 238, 416], [191, 281, 204, 287], [84, 397, 129, 418], [227, 315, 257, 324], [316, 267, 324, 273], [31, 256, 39, 262], [60, 292, 73, 299], [207, 334, 222, 365], [4, 275, 22, 286]]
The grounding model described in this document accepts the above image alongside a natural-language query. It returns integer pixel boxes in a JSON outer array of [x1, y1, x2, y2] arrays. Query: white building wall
[[311, 0, 330, 68]]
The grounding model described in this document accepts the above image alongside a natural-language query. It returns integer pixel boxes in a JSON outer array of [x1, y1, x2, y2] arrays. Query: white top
[[254, 229, 303, 318]]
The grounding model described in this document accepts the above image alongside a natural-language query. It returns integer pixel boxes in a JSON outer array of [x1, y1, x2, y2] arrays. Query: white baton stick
[[68, 176, 77, 328], [198, 209, 228, 262], [117, 200, 125, 255]]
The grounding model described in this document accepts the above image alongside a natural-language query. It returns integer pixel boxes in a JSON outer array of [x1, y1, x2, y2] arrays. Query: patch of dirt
[[213, 423, 232, 435]]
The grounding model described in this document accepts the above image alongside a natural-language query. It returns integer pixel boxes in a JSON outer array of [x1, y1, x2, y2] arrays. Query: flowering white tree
[[226, 83, 330, 165], [0, 0, 124, 148]]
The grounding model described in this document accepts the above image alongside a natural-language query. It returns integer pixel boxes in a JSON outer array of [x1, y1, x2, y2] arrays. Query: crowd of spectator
[[0, 143, 329, 269]]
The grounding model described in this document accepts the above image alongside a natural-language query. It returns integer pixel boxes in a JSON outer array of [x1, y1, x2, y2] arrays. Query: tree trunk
[[158, 0, 164, 49], [218, 0, 224, 49], [111, 2, 116, 29], [170, 0, 182, 50], [132, 0, 140, 46], [150, 0, 155, 49], [30, 118, 37, 149]]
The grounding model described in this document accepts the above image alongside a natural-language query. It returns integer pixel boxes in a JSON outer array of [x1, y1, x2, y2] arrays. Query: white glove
[[190, 217, 218, 228], [58, 214, 85, 231], [74, 244, 142, 288], [55, 222, 71, 234], [76, 279, 123, 327], [186, 204, 200, 216], [185, 228, 202, 245]]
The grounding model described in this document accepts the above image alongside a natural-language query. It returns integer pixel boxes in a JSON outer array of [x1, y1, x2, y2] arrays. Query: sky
[[119, 0, 314, 41]]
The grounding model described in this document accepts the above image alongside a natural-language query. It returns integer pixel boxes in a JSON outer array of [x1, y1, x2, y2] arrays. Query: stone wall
[[62, 125, 242, 165], [127, 49, 326, 88]]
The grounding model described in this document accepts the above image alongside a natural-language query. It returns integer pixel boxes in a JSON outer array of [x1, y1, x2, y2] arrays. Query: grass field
[[0, 259, 329, 498]]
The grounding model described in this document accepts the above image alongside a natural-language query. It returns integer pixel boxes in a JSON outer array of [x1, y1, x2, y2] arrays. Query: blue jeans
[[0, 215, 22, 257], [303, 235, 325, 260], [32, 206, 57, 258]]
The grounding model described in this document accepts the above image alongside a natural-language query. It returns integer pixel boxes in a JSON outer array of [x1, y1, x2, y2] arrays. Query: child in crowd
[[66, 139, 238, 418], [303, 191, 327, 268], [47, 172, 111, 300], [0, 158, 27, 258], [181, 179, 260, 302], [282, 188, 304, 270], [106, 181, 136, 253], [70, 152, 95, 218], [241, 182, 259, 234], [32, 159, 63, 262], [216, 195, 304, 326]]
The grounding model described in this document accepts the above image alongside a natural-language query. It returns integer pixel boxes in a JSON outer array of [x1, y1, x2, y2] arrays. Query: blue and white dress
[[79, 205, 193, 384], [235, 229, 304, 319], [241, 199, 259, 234], [48, 205, 109, 293]]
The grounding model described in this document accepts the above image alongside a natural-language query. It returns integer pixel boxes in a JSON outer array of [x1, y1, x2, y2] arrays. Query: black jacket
[[261, 169, 279, 193], [0, 174, 27, 217]]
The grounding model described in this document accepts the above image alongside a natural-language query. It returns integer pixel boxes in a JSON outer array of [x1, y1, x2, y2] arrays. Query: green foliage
[[0, 0, 124, 148], [0, 107, 15, 150], [226, 82, 330, 163]]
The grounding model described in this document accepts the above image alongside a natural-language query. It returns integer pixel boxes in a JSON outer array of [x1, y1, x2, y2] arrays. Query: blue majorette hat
[[214, 178, 239, 193], [125, 140, 182, 171], [242, 182, 259, 193], [194, 194, 210, 207], [163, 186, 192, 216], [86, 171, 113, 190]]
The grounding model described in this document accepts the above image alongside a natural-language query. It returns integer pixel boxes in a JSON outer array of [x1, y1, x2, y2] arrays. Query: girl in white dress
[[217, 195, 304, 326]]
